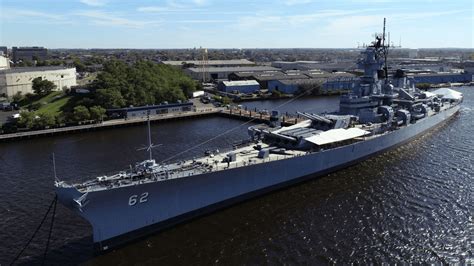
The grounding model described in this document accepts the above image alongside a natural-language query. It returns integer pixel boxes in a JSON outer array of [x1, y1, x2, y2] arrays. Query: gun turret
[[297, 112, 332, 125]]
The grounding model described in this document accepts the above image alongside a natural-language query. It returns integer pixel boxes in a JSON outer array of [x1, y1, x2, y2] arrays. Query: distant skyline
[[0, 0, 472, 49]]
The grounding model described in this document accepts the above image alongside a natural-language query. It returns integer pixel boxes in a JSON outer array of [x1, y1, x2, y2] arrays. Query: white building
[[0, 66, 77, 97], [0, 55, 10, 70]]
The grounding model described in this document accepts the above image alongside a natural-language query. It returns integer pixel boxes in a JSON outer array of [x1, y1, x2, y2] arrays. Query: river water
[[0, 89, 472, 265]]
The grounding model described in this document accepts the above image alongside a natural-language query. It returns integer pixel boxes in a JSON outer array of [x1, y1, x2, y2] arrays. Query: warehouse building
[[0, 66, 77, 97], [411, 72, 472, 84], [230, 71, 310, 90], [267, 72, 356, 94], [163, 59, 255, 68], [272, 61, 355, 72], [185, 66, 279, 81], [218, 80, 261, 94], [323, 76, 357, 91]]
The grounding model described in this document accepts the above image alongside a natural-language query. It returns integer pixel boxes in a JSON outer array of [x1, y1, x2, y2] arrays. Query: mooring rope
[[10, 195, 57, 266], [42, 196, 57, 266]]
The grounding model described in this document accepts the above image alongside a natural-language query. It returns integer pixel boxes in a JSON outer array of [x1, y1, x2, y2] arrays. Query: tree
[[32, 77, 56, 96], [35, 113, 56, 128], [91, 60, 196, 108], [89, 106, 106, 122], [271, 89, 282, 98], [18, 112, 36, 129], [12, 92, 23, 103], [221, 96, 232, 105], [74, 59, 87, 72], [95, 89, 125, 109], [73, 105, 90, 122]]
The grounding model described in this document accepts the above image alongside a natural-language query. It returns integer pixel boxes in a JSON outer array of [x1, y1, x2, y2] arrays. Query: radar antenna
[[382, 18, 389, 84]]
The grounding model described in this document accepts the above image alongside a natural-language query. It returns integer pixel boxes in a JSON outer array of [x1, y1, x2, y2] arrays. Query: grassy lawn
[[21, 91, 73, 116], [36, 95, 73, 116]]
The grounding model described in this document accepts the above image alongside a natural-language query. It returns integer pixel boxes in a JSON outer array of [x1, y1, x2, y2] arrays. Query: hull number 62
[[129, 192, 149, 206]]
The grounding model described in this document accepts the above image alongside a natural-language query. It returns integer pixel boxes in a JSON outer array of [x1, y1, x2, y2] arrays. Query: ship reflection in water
[[0, 87, 472, 264]]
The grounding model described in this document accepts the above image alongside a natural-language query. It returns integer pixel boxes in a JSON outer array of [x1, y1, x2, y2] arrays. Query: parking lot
[[0, 110, 17, 125]]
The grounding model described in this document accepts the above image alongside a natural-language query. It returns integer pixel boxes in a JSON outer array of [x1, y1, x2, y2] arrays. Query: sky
[[0, 0, 472, 49]]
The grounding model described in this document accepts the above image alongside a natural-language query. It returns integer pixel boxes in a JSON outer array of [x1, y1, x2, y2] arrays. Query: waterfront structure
[[106, 102, 194, 120], [12, 46, 47, 62], [218, 80, 261, 94], [0, 66, 77, 97], [55, 20, 463, 253]]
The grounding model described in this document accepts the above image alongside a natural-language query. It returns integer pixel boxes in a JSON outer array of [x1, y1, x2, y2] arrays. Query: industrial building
[[218, 80, 261, 94], [0, 66, 77, 97], [106, 102, 194, 119], [411, 72, 473, 84], [185, 66, 279, 81], [267, 72, 356, 94], [271, 61, 355, 72], [163, 59, 255, 68], [230, 71, 309, 90], [12, 47, 48, 63]]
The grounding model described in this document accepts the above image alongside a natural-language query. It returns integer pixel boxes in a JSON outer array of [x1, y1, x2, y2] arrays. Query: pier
[[0, 109, 220, 142], [218, 108, 305, 126], [0, 107, 307, 142]]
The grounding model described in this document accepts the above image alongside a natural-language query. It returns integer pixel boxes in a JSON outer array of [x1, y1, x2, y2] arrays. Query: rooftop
[[187, 66, 278, 73], [222, 80, 260, 86], [0, 66, 73, 74], [163, 59, 255, 66]]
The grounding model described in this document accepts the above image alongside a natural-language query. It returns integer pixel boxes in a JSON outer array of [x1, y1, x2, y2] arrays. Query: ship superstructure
[[55, 20, 463, 252]]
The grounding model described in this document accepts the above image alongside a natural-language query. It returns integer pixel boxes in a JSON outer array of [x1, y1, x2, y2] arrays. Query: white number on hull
[[129, 192, 149, 206], [140, 192, 149, 203]]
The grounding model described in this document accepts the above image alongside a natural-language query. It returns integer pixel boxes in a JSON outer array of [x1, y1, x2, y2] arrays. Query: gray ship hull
[[56, 104, 460, 252]]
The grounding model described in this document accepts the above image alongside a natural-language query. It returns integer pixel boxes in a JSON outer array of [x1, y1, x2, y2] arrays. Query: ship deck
[[75, 142, 308, 193], [71, 101, 458, 193]]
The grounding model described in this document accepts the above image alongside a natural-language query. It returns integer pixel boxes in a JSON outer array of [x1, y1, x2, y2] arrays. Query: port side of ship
[[56, 102, 460, 252], [54, 18, 464, 252]]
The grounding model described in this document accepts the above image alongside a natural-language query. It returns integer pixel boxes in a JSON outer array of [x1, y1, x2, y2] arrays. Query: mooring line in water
[[10, 195, 57, 266]]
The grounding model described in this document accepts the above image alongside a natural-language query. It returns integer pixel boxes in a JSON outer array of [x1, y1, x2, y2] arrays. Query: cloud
[[235, 9, 378, 30], [137, 6, 201, 13], [137, 0, 212, 13], [75, 10, 161, 28], [284, 0, 313, 5], [79, 0, 108, 6], [0, 7, 73, 26], [1, 8, 65, 21]]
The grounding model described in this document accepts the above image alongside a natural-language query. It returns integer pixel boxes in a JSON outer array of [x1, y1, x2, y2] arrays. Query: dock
[[0, 109, 220, 142], [0, 107, 307, 142], [218, 108, 305, 126]]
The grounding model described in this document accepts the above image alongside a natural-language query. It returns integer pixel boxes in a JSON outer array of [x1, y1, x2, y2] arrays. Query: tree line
[[2, 60, 197, 133]]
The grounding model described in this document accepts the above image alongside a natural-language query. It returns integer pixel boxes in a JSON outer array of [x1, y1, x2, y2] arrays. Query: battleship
[[55, 19, 463, 252]]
